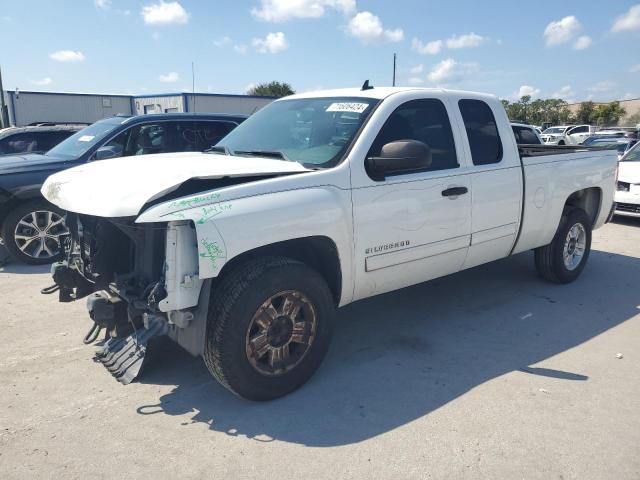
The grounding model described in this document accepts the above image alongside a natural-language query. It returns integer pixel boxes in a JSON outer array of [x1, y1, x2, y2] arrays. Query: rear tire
[[534, 208, 592, 283], [203, 256, 335, 401], [1, 200, 68, 265]]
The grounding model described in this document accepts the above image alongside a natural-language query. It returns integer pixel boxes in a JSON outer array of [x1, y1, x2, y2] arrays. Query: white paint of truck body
[[42, 87, 618, 318]]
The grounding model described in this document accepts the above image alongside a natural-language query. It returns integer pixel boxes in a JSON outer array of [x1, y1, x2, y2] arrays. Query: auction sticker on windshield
[[326, 102, 369, 113], [78, 135, 96, 142]]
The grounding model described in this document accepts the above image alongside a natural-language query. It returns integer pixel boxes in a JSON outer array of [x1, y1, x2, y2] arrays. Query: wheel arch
[[564, 187, 602, 226], [215, 236, 343, 306]]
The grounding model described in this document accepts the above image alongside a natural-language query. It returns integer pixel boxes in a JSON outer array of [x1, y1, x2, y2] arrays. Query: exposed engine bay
[[50, 213, 180, 383]]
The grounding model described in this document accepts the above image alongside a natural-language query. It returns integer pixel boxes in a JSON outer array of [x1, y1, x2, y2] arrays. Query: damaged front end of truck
[[50, 213, 172, 383], [41, 153, 311, 384]]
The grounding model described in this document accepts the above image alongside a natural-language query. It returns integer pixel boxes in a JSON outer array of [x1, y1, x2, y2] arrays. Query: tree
[[247, 81, 295, 98], [574, 101, 595, 124], [501, 97, 571, 126], [591, 101, 626, 127]]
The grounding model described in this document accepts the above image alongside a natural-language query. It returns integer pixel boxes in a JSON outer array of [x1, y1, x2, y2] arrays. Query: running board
[[94, 321, 165, 384]]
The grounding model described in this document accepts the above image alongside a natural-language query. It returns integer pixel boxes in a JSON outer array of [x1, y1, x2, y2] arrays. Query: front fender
[[137, 187, 354, 304]]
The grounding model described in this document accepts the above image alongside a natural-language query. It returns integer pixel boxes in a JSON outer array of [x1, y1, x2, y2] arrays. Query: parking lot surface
[[1, 219, 639, 479]]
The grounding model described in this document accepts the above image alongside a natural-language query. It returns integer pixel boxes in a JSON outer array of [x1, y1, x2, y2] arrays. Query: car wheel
[[534, 208, 592, 284], [1, 200, 68, 265], [203, 256, 335, 401], [558, 140, 565, 146]]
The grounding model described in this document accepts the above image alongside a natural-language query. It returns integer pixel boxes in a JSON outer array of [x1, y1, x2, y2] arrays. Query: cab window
[[459, 99, 503, 165], [369, 98, 458, 172]]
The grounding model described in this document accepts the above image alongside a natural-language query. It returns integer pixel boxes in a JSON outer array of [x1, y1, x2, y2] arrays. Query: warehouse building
[[1, 90, 276, 127]]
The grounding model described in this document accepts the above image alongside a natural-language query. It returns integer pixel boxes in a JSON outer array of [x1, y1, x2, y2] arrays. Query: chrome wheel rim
[[13, 210, 68, 260], [245, 290, 317, 376], [563, 222, 586, 271]]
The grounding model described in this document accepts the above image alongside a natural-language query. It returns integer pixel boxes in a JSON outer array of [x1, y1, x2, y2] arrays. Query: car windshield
[[215, 96, 379, 168], [46, 119, 123, 159], [586, 139, 631, 153], [542, 127, 568, 134], [621, 142, 640, 161]]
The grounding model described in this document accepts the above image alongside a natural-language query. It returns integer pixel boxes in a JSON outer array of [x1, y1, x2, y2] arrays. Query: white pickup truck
[[42, 86, 618, 400]]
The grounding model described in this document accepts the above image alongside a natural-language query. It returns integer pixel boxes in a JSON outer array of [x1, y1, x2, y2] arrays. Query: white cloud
[[95, 0, 111, 10], [612, 4, 640, 32], [346, 11, 403, 44], [587, 81, 615, 94], [572, 35, 592, 50], [544, 16, 582, 47], [252, 32, 289, 53], [513, 85, 540, 99], [251, 0, 355, 22], [213, 36, 231, 47], [234, 44, 248, 55], [49, 50, 85, 62], [427, 58, 479, 84], [407, 77, 424, 86], [552, 85, 574, 100], [30, 77, 52, 86], [141, 1, 188, 25], [622, 92, 637, 100], [412, 38, 442, 55], [630, 64, 640, 73], [410, 64, 424, 74], [413, 32, 486, 55], [158, 71, 180, 83], [446, 32, 486, 49]]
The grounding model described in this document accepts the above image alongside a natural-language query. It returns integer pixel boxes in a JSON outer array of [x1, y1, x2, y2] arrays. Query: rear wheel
[[203, 257, 335, 401], [534, 208, 592, 283], [1, 200, 68, 265]]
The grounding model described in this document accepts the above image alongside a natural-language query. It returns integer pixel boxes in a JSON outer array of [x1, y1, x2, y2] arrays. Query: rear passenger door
[[351, 96, 472, 300], [456, 98, 522, 269]]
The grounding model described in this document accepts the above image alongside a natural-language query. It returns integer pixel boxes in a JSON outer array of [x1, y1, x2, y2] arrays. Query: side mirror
[[93, 146, 120, 161], [365, 139, 432, 181]]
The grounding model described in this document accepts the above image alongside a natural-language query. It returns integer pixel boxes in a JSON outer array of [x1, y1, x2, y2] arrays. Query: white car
[[541, 125, 596, 145], [42, 86, 618, 400], [615, 142, 640, 217]]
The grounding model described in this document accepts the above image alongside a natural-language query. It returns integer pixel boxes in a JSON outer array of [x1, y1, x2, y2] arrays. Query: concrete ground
[[1, 219, 639, 480]]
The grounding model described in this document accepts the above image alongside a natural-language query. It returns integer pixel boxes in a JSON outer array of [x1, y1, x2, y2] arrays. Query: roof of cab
[[284, 86, 499, 102]]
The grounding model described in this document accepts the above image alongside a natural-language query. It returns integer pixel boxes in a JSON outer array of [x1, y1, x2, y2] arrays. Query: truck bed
[[518, 144, 615, 158]]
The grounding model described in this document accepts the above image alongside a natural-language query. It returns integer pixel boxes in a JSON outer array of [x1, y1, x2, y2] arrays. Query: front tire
[[534, 208, 592, 283], [1, 200, 68, 265], [204, 257, 335, 401]]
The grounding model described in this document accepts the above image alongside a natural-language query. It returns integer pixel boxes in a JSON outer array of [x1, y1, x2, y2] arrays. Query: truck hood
[[42, 152, 311, 217], [618, 161, 640, 183], [0, 152, 70, 175]]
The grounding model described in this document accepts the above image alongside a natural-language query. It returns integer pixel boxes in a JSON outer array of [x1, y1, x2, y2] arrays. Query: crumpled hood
[[0, 152, 70, 174], [618, 161, 640, 184], [41, 151, 310, 217]]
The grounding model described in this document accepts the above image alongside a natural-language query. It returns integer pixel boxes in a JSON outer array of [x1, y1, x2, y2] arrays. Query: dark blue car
[[0, 113, 246, 264]]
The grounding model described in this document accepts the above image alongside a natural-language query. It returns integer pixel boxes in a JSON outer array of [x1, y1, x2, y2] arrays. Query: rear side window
[[512, 126, 540, 145], [369, 98, 458, 172], [36, 131, 77, 151], [459, 99, 502, 165]]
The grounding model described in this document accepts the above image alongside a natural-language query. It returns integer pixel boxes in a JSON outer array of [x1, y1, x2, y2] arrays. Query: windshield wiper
[[233, 150, 291, 161], [205, 145, 231, 155]]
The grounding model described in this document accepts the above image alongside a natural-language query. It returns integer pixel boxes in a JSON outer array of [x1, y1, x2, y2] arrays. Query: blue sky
[[1, 0, 639, 102]]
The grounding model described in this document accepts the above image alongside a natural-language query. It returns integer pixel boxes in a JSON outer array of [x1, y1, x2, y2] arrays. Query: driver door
[[351, 97, 472, 300]]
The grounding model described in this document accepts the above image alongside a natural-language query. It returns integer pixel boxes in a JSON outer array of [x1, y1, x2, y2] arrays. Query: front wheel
[[534, 208, 592, 283], [1, 200, 68, 265], [204, 257, 335, 401]]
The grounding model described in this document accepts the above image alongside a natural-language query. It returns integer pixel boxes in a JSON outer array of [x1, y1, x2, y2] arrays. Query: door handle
[[441, 186, 468, 197]]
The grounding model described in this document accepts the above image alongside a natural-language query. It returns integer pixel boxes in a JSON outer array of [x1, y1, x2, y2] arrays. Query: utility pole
[[0, 66, 9, 128], [392, 53, 397, 87]]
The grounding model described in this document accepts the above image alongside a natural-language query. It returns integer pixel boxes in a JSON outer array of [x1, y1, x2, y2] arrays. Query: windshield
[[586, 139, 632, 153], [542, 127, 568, 135], [621, 142, 640, 161], [216, 96, 379, 168], [46, 119, 122, 159]]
